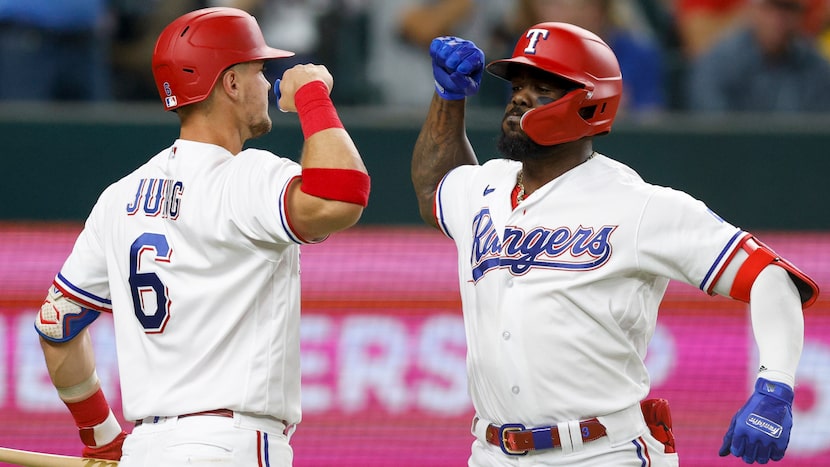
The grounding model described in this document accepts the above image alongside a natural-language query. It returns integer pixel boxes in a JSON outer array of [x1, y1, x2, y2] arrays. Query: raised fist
[[275, 64, 334, 112], [429, 36, 484, 100]]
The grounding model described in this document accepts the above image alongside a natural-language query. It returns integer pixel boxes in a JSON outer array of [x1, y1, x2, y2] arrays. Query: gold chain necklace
[[516, 171, 526, 204], [516, 152, 595, 205]]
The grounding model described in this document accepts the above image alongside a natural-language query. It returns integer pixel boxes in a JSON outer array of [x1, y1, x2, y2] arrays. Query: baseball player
[[411, 23, 819, 466], [35, 7, 369, 466]]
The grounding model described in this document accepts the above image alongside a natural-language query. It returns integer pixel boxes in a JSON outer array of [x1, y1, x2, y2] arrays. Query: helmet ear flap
[[520, 89, 594, 146], [579, 91, 620, 133]]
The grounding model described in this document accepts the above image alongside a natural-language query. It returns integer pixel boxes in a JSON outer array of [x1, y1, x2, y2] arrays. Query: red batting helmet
[[486, 22, 622, 146], [152, 7, 294, 110]]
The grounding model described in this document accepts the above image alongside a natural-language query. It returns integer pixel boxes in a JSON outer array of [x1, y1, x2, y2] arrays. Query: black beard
[[496, 129, 549, 161]]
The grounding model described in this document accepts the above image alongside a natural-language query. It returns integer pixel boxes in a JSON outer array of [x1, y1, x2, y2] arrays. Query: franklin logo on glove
[[746, 414, 783, 438]]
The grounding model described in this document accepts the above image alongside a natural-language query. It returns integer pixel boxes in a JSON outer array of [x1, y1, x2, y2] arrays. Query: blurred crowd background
[[2, 0, 830, 116], [2, 4, 829, 465]]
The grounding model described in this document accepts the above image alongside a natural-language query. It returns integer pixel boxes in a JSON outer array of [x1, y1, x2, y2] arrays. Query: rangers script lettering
[[471, 207, 615, 281]]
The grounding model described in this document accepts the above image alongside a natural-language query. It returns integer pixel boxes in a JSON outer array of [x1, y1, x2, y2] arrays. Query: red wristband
[[65, 387, 110, 428], [295, 81, 344, 139], [301, 168, 370, 207], [64, 387, 124, 447]]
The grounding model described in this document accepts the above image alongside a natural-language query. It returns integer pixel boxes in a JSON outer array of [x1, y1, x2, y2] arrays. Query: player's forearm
[[412, 93, 477, 226], [300, 128, 367, 173], [282, 75, 369, 239], [749, 265, 804, 386], [41, 329, 125, 458], [289, 130, 369, 239], [40, 329, 97, 399]]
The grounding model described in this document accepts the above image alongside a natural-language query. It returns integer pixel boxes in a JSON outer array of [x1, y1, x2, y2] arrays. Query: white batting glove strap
[[81, 410, 123, 448], [757, 369, 795, 388]]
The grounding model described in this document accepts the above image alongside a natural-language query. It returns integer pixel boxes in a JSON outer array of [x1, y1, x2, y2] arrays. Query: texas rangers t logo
[[524, 29, 550, 54], [470, 208, 616, 281]]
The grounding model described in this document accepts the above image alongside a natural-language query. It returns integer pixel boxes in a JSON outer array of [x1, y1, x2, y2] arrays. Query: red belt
[[478, 416, 608, 456], [135, 408, 233, 426]]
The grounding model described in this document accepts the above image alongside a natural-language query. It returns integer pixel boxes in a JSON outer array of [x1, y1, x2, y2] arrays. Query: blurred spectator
[[671, 0, 826, 58], [673, 0, 747, 59], [495, 0, 667, 115], [635, 0, 688, 110], [0, 0, 113, 101], [365, 0, 511, 107], [210, 0, 372, 105], [313, 0, 375, 105], [209, 0, 328, 79], [110, 1, 207, 100], [813, 0, 830, 60], [687, 0, 830, 113], [799, 0, 828, 36]]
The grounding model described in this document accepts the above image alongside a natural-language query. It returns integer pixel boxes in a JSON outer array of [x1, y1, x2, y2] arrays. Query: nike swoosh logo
[[483, 186, 495, 196]]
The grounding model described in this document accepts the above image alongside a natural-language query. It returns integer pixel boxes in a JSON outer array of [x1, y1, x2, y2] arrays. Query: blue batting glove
[[719, 378, 794, 464], [430, 36, 484, 100], [272, 79, 288, 113]]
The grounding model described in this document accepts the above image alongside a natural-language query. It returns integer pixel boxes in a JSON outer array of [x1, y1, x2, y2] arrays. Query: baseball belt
[[475, 416, 607, 456], [135, 408, 234, 426], [134, 409, 296, 437]]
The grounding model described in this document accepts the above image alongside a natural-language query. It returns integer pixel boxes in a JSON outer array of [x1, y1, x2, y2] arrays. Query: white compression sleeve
[[749, 265, 804, 387]]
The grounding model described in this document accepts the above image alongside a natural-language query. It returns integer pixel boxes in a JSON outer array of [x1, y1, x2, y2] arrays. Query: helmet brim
[[486, 57, 532, 81], [486, 58, 584, 91], [256, 47, 296, 61]]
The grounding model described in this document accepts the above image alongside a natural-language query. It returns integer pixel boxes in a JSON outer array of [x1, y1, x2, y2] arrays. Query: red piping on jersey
[[256, 430, 263, 467], [52, 282, 111, 313], [283, 175, 314, 244], [705, 232, 751, 295], [637, 436, 652, 465], [431, 177, 441, 227]]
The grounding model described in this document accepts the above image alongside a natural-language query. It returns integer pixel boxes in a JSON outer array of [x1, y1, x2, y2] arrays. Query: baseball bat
[[0, 447, 117, 467]]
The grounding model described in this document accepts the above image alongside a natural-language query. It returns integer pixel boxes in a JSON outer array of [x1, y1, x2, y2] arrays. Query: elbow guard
[[729, 236, 819, 308], [35, 286, 101, 342]]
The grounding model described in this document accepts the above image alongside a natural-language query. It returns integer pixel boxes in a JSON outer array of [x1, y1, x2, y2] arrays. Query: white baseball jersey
[[434, 154, 747, 427], [54, 139, 311, 425]]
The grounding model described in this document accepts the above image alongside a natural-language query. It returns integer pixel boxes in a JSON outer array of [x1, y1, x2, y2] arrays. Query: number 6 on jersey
[[129, 232, 172, 333]]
